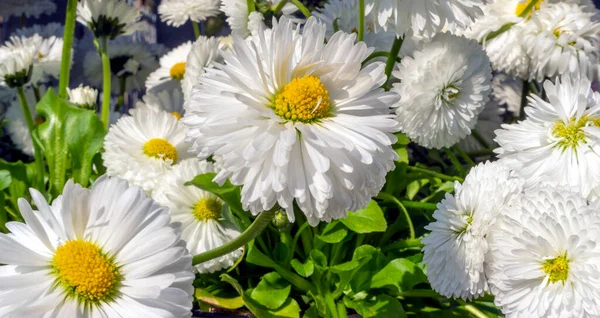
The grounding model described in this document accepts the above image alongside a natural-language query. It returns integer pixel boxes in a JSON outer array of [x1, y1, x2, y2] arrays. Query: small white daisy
[[146, 41, 193, 92], [4, 34, 64, 85], [495, 74, 600, 197], [0, 176, 194, 317], [220, 0, 263, 38], [393, 33, 492, 149], [158, 0, 221, 27], [136, 88, 185, 119], [0, 0, 56, 19], [103, 108, 193, 193], [0, 45, 36, 88], [182, 36, 223, 105], [153, 159, 242, 274], [77, 0, 142, 40], [67, 85, 98, 110], [183, 17, 400, 225], [486, 187, 600, 317], [5, 86, 46, 156], [422, 161, 524, 300]]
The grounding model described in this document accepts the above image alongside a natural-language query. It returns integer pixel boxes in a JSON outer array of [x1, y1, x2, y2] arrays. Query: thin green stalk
[[396, 289, 439, 298], [518, 80, 529, 121], [246, 0, 256, 13], [32, 84, 41, 102], [16, 86, 44, 190], [192, 209, 277, 265], [289, 222, 309, 260], [271, 0, 289, 13], [384, 36, 403, 89], [357, 0, 365, 42], [517, 0, 542, 18], [99, 36, 112, 129], [295, 208, 313, 256], [466, 148, 495, 157], [444, 148, 465, 176], [406, 166, 463, 182], [362, 51, 390, 65], [471, 130, 490, 149], [453, 145, 475, 167], [291, 0, 311, 18], [115, 76, 126, 111], [382, 238, 423, 252], [58, 0, 77, 99], [324, 291, 339, 318], [377, 192, 415, 239], [192, 21, 201, 38], [400, 200, 437, 210], [337, 303, 349, 318], [458, 301, 490, 318]]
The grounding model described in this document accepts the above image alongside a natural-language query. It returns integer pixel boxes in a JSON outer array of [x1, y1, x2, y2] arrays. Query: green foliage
[[341, 200, 387, 234]]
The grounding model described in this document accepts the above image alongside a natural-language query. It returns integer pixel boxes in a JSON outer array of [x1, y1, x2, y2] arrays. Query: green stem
[[466, 148, 495, 157], [337, 302, 349, 318], [377, 192, 415, 239], [32, 84, 41, 102], [99, 36, 112, 130], [289, 222, 309, 260], [382, 238, 422, 252], [383, 36, 403, 89], [246, 0, 256, 13], [324, 291, 339, 318], [406, 166, 463, 182], [518, 80, 529, 121], [444, 148, 465, 176], [16, 86, 44, 190], [115, 76, 126, 111], [453, 145, 475, 167], [271, 0, 288, 13], [357, 0, 365, 42], [273, 262, 315, 293], [192, 21, 201, 38], [295, 208, 313, 257], [192, 209, 277, 265], [291, 0, 311, 18], [471, 130, 490, 149], [396, 289, 439, 298], [458, 301, 490, 318], [58, 0, 77, 99], [400, 200, 437, 210], [517, 0, 542, 18], [362, 51, 390, 65]]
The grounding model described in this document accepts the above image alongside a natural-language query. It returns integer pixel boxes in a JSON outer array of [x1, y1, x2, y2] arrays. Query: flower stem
[[382, 238, 423, 252], [291, 0, 311, 18], [357, 0, 365, 42], [32, 84, 41, 102], [377, 192, 415, 239], [362, 51, 390, 65], [246, 0, 256, 13], [458, 301, 490, 318], [337, 303, 349, 318], [452, 145, 475, 167], [396, 289, 439, 298], [471, 129, 490, 149], [406, 165, 463, 182], [98, 36, 112, 130], [444, 148, 465, 176], [384, 36, 403, 89], [192, 21, 201, 38], [192, 208, 278, 265], [115, 76, 126, 112], [58, 0, 77, 99], [517, 0, 542, 18], [16, 86, 44, 190], [271, 0, 289, 13], [400, 200, 437, 210], [518, 80, 529, 121]]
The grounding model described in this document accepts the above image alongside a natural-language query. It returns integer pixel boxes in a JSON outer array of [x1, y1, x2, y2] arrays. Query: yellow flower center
[[272, 75, 331, 123], [38, 52, 45, 59], [170, 111, 182, 120], [552, 116, 600, 149], [52, 240, 121, 303], [515, 0, 542, 18], [193, 197, 222, 221], [542, 254, 570, 284], [169, 62, 186, 80], [143, 138, 178, 162]]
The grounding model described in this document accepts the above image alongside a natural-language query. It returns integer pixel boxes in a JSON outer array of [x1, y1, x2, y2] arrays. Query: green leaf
[[36, 88, 106, 194], [344, 295, 406, 318], [341, 200, 387, 234], [395, 147, 409, 164], [273, 242, 289, 263], [370, 258, 427, 292], [246, 242, 278, 268], [406, 179, 429, 200], [0, 170, 11, 191], [396, 133, 411, 146], [349, 245, 388, 293], [188, 173, 245, 215], [195, 288, 243, 309], [317, 221, 348, 243], [251, 272, 292, 310], [310, 250, 327, 268], [290, 259, 314, 278]]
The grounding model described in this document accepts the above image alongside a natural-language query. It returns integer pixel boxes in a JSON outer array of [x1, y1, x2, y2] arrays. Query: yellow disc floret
[[170, 111, 182, 120], [52, 240, 121, 303], [169, 62, 186, 80], [552, 116, 600, 149], [193, 197, 223, 221], [515, 0, 542, 18], [542, 254, 570, 284], [273, 75, 331, 123], [143, 138, 178, 162]]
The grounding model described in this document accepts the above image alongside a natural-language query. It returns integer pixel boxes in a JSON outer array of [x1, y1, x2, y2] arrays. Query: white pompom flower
[[393, 33, 492, 149], [0, 45, 37, 88], [158, 0, 221, 27], [67, 85, 98, 109], [77, 0, 142, 40], [183, 17, 400, 226]]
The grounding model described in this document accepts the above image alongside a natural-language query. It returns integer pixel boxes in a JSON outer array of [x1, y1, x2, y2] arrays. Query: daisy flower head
[[182, 36, 223, 105], [83, 37, 159, 92], [523, 2, 600, 81], [68, 85, 99, 110], [494, 73, 600, 197], [0, 176, 194, 317], [153, 159, 242, 274], [77, 0, 142, 40], [137, 88, 185, 119], [183, 17, 400, 226], [0, 0, 56, 19], [103, 108, 193, 193], [393, 33, 492, 149], [422, 161, 524, 300], [486, 187, 600, 317], [221, 0, 264, 38], [0, 44, 37, 88], [365, 0, 487, 38], [4, 34, 64, 85], [158, 0, 221, 27], [5, 86, 46, 156], [146, 41, 193, 92]]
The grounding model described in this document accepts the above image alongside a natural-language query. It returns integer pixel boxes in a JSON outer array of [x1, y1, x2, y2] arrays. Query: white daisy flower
[[491, 73, 522, 116], [0, 0, 56, 19], [4, 34, 64, 85], [495, 74, 600, 197], [220, 0, 264, 38], [393, 33, 492, 149], [365, 0, 486, 38], [458, 100, 504, 152], [182, 36, 223, 105], [158, 0, 221, 27], [137, 88, 185, 119], [67, 85, 98, 110], [0, 45, 36, 88], [77, 0, 142, 40], [183, 17, 400, 226], [103, 108, 193, 193], [524, 2, 600, 81], [0, 176, 194, 317], [486, 187, 600, 317], [422, 161, 524, 300], [5, 86, 46, 156], [146, 41, 193, 92], [153, 159, 242, 274], [83, 37, 159, 93]]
